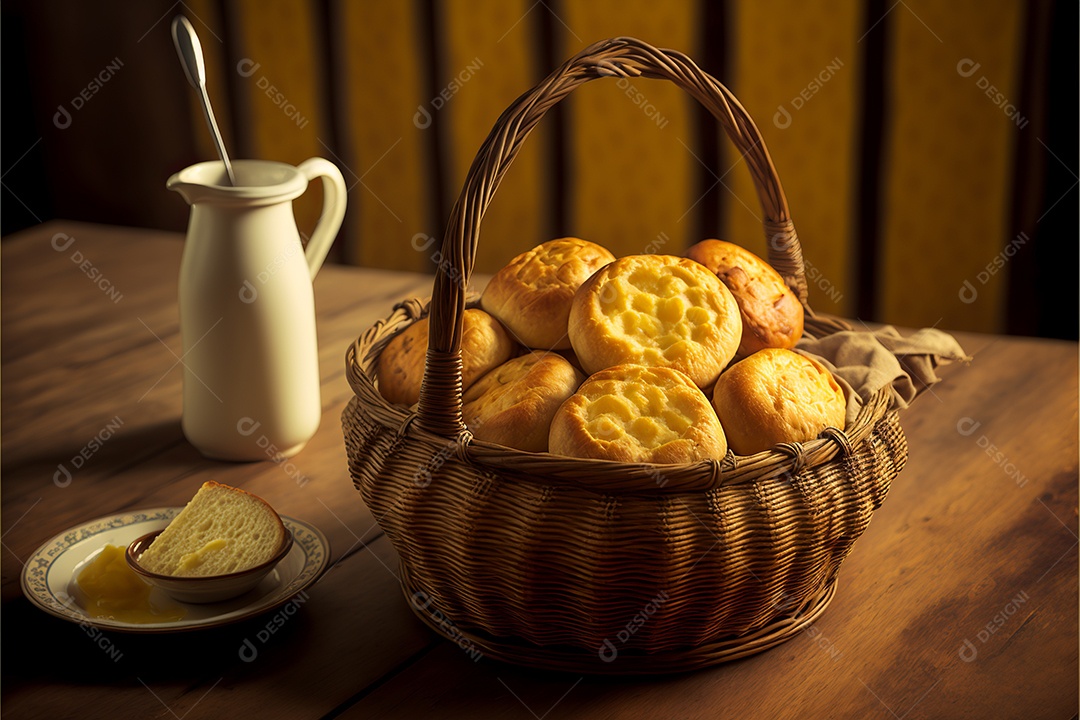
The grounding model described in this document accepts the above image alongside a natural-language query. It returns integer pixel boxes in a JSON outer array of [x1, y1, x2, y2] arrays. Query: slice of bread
[[138, 481, 286, 577]]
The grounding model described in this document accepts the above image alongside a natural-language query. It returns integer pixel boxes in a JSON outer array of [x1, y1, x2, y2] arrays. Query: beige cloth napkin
[[796, 326, 971, 424]]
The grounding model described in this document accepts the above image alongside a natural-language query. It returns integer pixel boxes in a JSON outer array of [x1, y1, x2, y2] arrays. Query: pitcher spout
[[167, 161, 237, 204], [166, 173, 206, 205]]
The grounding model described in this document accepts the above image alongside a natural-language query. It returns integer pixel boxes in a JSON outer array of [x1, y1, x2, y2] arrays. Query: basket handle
[[419, 36, 807, 438]]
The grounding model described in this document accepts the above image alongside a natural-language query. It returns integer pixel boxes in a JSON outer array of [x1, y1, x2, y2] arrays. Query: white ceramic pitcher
[[167, 158, 346, 461]]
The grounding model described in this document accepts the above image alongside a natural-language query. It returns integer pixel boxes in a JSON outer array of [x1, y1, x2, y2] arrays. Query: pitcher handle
[[297, 157, 347, 280]]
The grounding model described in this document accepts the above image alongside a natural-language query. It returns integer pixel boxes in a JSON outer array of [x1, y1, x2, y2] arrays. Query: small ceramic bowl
[[126, 530, 293, 604]]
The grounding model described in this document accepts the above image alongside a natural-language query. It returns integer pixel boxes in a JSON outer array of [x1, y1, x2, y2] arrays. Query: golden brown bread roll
[[480, 237, 616, 350], [462, 351, 584, 452], [568, 254, 742, 389], [549, 364, 727, 463], [376, 308, 515, 406], [712, 348, 845, 455], [685, 239, 804, 356]]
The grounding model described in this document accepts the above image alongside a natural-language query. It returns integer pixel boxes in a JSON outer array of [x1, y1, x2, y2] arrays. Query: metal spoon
[[171, 15, 236, 186]]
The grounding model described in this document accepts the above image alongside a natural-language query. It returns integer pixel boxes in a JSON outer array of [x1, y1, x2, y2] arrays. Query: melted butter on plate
[[76, 544, 186, 623]]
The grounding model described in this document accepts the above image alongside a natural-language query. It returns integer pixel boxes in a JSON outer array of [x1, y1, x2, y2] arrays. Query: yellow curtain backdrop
[[879, 0, 1023, 333], [189, 0, 1030, 333], [230, 0, 327, 241], [336, 0, 433, 272], [559, 0, 698, 261], [439, 0, 551, 272], [723, 0, 861, 319]]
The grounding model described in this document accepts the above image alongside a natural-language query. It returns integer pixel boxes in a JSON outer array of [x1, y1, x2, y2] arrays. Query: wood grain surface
[[2, 222, 1076, 719]]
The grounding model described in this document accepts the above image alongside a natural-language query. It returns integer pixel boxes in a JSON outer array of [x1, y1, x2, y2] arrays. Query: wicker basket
[[343, 37, 907, 674]]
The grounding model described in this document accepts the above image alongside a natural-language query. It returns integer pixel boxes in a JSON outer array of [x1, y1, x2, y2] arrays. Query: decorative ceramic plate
[[20, 507, 330, 633]]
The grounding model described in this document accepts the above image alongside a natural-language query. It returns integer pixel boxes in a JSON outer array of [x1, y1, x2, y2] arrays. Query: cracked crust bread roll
[[712, 348, 846, 456], [462, 351, 585, 452], [685, 239, 804, 356], [568, 254, 742, 388], [480, 237, 616, 350], [549, 364, 727, 463], [377, 308, 516, 406]]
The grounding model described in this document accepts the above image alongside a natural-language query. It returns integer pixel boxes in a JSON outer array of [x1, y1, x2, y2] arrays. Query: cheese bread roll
[[686, 239, 803, 356], [549, 364, 727, 463], [568, 255, 741, 388]]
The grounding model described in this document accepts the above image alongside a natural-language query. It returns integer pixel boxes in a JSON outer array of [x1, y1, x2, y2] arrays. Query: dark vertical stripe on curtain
[[220, 0, 250, 160], [314, 0, 345, 264], [419, 0, 448, 271], [695, 0, 728, 245], [1004, 0, 1048, 337], [854, 0, 889, 322], [539, 0, 567, 240], [1009, 0, 1077, 339], [1036, 0, 1078, 339]]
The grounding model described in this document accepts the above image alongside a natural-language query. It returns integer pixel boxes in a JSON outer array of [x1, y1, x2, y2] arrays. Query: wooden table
[[2, 222, 1076, 719]]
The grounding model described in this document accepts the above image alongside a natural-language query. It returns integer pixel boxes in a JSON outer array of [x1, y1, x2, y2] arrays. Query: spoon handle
[[171, 15, 236, 186], [197, 84, 236, 186]]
